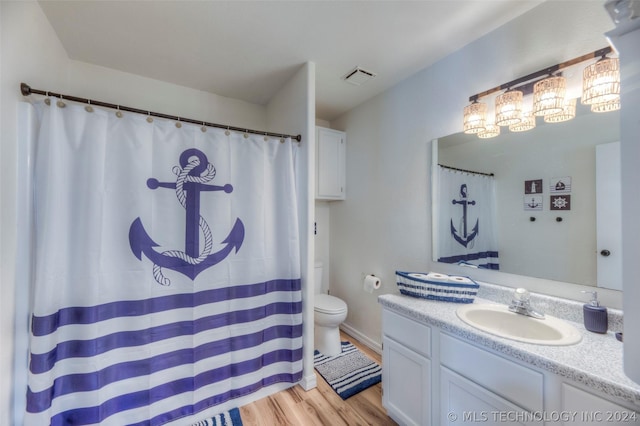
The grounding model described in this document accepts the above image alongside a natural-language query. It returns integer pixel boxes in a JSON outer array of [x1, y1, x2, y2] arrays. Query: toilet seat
[[314, 294, 347, 314]]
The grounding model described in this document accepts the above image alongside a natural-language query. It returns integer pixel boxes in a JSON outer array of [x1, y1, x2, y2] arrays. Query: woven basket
[[396, 271, 478, 303]]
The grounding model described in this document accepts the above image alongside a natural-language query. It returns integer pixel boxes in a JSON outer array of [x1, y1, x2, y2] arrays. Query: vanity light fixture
[[509, 111, 536, 132], [582, 56, 620, 107], [533, 75, 566, 116], [477, 123, 500, 139], [463, 100, 487, 134], [591, 97, 621, 113], [544, 98, 577, 123], [495, 90, 523, 126], [463, 46, 618, 138]]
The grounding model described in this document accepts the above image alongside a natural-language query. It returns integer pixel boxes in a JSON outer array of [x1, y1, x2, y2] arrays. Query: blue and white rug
[[314, 341, 382, 400], [190, 407, 243, 426]]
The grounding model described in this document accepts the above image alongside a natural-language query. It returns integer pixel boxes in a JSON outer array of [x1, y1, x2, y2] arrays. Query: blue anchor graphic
[[450, 184, 479, 248], [526, 197, 541, 209], [129, 148, 245, 285]]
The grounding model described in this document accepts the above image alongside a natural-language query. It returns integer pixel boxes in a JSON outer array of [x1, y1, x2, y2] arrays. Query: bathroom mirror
[[432, 103, 621, 290]]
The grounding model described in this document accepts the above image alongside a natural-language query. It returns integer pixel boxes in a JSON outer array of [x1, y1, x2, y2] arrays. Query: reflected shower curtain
[[436, 166, 499, 269], [25, 100, 302, 425]]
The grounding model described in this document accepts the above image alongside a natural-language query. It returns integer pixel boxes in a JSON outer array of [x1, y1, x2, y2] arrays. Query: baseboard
[[299, 373, 317, 391], [340, 322, 382, 355]]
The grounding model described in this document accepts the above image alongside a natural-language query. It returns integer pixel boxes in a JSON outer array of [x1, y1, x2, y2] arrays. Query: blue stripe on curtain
[[31, 300, 301, 373], [49, 359, 301, 426], [32, 279, 300, 336], [27, 324, 302, 412], [438, 251, 500, 270]]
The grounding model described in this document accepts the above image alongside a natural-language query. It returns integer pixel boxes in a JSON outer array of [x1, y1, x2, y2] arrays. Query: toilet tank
[[314, 261, 323, 294]]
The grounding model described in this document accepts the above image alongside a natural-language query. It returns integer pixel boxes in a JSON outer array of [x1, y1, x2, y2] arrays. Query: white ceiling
[[39, 0, 545, 121]]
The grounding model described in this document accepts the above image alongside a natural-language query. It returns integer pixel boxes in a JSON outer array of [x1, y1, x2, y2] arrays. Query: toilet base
[[314, 324, 342, 357]]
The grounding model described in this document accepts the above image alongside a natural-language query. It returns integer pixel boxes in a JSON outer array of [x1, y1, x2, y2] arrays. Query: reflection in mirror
[[432, 104, 621, 290]]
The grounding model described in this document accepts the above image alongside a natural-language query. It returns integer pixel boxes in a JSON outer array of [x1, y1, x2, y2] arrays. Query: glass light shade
[[533, 76, 566, 116], [477, 123, 500, 139], [544, 98, 577, 123], [591, 97, 620, 113], [509, 111, 536, 132], [463, 102, 487, 134], [495, 90, 523, 126], [582, 57, 620, 105]]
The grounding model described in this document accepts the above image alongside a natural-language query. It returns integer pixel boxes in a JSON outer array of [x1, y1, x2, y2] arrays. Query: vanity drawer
[[440, 332, 543, 412], [383, 308, 431, 358]]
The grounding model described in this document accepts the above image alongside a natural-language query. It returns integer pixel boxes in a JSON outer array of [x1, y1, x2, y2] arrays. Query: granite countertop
[[378, 292, 640, 407]]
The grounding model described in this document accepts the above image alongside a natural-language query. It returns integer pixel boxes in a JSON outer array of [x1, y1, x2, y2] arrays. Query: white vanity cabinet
[[382, 309, 431, 426], [560, 383, 639, 425], [439, 332, 543, 425], [440, 367, 541, 426], [315, 127, 345, 200], [381, 305, 640, 426]]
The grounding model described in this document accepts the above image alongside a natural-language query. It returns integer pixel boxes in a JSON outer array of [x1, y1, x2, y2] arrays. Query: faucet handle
[[513, 288, 530, 302], [581, 290, 600, 306]]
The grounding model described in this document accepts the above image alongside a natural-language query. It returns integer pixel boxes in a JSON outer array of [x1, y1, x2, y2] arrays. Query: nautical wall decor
[[551, 194, 572, 210], [550, 176, 572, 193], [524, 195, 543, 211], [524, 179, 543, 194]]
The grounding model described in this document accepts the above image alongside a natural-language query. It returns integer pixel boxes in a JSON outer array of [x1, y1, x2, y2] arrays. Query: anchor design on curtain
[[129, 148, 245, 285], [450, 183, 479, 248]]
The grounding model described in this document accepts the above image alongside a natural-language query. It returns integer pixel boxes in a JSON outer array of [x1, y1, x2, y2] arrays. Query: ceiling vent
[[342, 66, 377, 86]]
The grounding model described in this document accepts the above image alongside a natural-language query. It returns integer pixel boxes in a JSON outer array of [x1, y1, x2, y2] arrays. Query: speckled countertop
[[378, 290, 640, 408]]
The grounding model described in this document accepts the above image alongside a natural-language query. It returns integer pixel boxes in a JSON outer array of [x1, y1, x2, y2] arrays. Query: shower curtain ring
[[201, 122, 207, 133], [243, 129, 249, 139], [44, 91, 51, 106], [264, 132, 269, 142], [175, 118, 182, 128], [85, 99, 94, 113], [116, 105, 123, 118], [56, 95, 66, 108], [225, 126, 231, 136], [146, 111, 153, 123]]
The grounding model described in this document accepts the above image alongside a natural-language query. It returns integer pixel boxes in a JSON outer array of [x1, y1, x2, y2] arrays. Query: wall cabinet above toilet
[[316, 127, 346, 200]]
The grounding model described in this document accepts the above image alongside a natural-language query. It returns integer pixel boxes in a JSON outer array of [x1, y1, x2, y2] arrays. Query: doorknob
[[600, 249, 611, 257]]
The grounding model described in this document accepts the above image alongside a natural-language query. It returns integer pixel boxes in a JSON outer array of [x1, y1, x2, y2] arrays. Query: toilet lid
[[314, 294, 347, 314]]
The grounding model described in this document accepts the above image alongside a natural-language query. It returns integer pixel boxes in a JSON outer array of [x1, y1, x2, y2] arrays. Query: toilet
[[314, 262, 348, 357]]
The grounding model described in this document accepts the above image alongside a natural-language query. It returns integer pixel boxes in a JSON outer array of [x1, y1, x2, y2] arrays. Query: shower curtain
[[25, 100, 302, 425], [436, 166, 499, 270]]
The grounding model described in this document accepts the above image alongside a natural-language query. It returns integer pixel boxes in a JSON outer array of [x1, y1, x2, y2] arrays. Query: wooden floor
[[239, 331, 397, 426]]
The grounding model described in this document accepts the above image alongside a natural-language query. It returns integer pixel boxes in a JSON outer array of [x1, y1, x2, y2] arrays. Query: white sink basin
[[456, 303, 582, 346]]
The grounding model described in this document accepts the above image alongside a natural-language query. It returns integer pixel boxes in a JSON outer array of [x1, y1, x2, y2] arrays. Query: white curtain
[[436, 166, 499, 269], [25, 100, 302, 425]]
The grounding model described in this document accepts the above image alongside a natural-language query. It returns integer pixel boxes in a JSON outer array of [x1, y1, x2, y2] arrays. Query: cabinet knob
[[600, 249, 611, 257]]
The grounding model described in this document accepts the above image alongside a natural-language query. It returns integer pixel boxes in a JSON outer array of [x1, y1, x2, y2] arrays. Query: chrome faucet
[[508, 288, 545, 319]]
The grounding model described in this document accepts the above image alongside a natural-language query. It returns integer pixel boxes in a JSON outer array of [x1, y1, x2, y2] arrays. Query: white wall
[[1, 4, 69, 424], [266, 62, 317, 390], [330, 1, 620, 349], [1, 2, 311, 423]]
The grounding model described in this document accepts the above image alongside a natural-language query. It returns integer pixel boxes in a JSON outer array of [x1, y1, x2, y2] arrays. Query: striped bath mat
[[190, 407, 243, 426], [314, 341, 382, 399]]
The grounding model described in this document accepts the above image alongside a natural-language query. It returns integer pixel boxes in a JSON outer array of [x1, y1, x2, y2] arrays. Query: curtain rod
[[439, 164, 494, 177], [469, 46, 613, 102], [20, 83, 302, 143]]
